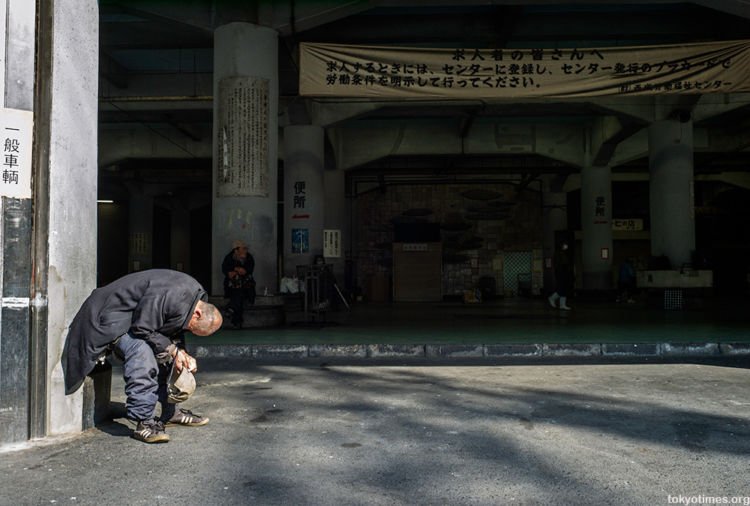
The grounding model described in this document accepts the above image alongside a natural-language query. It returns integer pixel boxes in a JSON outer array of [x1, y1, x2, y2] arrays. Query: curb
[[188, 342, 750, 361]]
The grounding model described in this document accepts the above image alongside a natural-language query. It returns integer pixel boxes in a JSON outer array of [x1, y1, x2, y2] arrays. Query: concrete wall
[[44, 0, 99, 436]]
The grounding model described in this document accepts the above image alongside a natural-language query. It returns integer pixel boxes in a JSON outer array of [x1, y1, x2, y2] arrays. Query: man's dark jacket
[[62, 269, 207, 395]]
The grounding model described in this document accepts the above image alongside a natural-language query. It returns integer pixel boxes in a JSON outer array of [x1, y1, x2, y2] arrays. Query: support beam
[[273, 1, 373, 35], [692, 93, 750, 122], [329, 120, 585, 170], [99, 126, 212, 167], [691, 0, 750, 20], [590, 116, 644, 167], [99, 51, 128, 89], [309, 100, 382, 127]]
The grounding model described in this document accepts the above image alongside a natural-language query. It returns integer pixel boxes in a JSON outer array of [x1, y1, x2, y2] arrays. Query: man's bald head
[[187, 300, 223, 336]]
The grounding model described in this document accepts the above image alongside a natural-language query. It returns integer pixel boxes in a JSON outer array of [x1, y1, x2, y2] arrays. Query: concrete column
[[283, 125, 324, 275], [542, 189, 567, 293], [324, 167, 347, 284], [212, 23, 278, 296], [581, 165, 613, 289], [649, 119, 695, 269], [42, 0, 99, 437], [128, 188, 154, 272], [0, 0, 37, 446]]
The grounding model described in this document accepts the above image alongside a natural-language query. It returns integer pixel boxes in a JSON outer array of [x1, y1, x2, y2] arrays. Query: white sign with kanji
[[323, 229, 341, 258], [0, 108, 33, 199]]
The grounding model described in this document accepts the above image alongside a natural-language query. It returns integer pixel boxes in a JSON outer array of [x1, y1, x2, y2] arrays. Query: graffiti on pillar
[[0, 108, 32, 199], [292, 228, 309, 254], [216, 77, 269, 197]]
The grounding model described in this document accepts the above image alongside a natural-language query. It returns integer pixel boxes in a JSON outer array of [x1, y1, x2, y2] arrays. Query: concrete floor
[[200, 297, 750, 346], [2, 359, 749, 505]]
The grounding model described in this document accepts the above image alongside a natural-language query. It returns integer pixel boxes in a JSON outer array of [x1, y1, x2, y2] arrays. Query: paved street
[[2, 359, 749, 505]]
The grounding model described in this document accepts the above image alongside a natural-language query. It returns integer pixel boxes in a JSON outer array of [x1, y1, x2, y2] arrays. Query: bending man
[[62, 269, 223, 443]]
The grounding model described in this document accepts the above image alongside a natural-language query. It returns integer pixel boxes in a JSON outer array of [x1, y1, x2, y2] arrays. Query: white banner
[[301, 40, 750, 98]]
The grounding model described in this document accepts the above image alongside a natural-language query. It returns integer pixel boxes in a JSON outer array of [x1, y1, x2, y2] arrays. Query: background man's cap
[[232, 239, 247, 250]]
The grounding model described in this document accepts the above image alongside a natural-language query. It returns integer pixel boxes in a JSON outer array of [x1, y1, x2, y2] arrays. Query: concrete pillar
[[542, 188, 567, 293], [581, 165, 613, 289], [0, 0, 37, 446], [128, 189, 154, 272], [649, 119, 695, 269], [324, 167, 347, 284], [41, 0, 99, 437], [283, 125, 324, 276], [212, 23, 278, 295]]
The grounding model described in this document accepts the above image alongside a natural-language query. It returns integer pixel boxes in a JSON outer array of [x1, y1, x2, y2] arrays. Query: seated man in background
[[222, 239, 256, 328]]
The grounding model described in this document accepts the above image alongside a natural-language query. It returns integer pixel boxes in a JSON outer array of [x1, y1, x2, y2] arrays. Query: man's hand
[[235, 267, 247, 276], [174, 349, 198, 373]]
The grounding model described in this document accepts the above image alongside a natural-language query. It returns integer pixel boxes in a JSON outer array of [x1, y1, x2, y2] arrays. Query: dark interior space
[[152, 204, 172, 269], [97, 200, 129, 286], [190, 203, 212, 292]]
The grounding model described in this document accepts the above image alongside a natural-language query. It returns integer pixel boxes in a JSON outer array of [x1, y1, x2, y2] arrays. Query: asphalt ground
[[2, 358, 750, 506]]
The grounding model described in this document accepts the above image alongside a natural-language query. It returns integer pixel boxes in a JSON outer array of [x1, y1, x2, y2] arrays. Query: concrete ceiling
[[97, 0, 750, 191]]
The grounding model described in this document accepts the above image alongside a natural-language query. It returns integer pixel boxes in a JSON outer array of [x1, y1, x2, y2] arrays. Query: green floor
[[188, 298, 750, 346]]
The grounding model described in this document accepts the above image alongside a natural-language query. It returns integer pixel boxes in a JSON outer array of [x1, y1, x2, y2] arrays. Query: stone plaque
[[217, 77, 269, 197]]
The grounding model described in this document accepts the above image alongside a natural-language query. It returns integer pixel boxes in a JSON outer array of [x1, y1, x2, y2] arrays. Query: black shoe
[[132, 418, 169, 444]]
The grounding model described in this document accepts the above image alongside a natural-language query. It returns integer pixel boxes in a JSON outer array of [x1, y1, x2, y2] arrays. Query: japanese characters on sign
[[293, 180, 306, 209], [612, 219, 644, 232], [0, 108, 32, 199], [216, 77, 270, 197], [402, 243, 429, 252], [300, 40, 750, 98], [323, 229, 341, 258], [594, 195, 608, 225]]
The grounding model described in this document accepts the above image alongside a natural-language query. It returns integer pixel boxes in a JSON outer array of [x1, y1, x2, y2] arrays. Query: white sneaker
[[559, 297, 571, 310], [547, 294, 559, 308]]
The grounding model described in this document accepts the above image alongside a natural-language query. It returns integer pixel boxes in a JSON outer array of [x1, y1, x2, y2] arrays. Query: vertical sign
[[0, 108, 33, 199], [216, 77, 269, 197], [324, 229, 341, 258], [293, 180, 306, 209], [594, 195, 608, 224]]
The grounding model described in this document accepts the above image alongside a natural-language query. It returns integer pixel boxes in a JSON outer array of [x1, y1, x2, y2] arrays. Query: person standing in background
[[548, 241, 574, 311]]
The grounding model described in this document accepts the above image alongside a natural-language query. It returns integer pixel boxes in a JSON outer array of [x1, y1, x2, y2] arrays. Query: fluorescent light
[[97, 199, 114, 204]]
